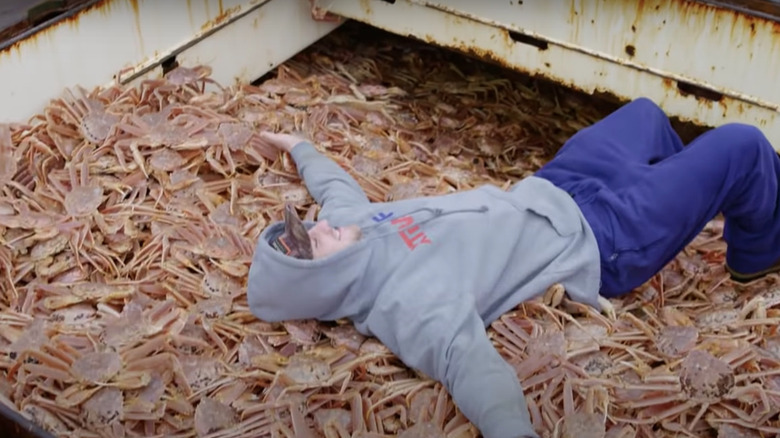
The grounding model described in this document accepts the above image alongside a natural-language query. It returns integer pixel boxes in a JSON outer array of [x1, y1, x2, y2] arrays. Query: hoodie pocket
[[484, 186, 580, 237], [526, 205, 579, 237]]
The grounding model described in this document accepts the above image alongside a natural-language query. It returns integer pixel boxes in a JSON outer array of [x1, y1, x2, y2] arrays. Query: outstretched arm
[[369, 291, 539, 438], [259, 132, 369, 212]]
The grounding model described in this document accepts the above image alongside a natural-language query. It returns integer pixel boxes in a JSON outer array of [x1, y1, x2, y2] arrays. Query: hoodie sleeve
[[289, 142, 370, 212], [369, 293, 539, 438]]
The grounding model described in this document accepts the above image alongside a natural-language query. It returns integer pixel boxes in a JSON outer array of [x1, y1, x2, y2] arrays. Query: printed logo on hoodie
[[372, 211, 432, 251]]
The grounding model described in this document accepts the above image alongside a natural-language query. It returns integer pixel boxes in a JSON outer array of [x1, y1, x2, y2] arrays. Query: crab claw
[[597, 295, 617, 321], [543, 283, 566, 308]]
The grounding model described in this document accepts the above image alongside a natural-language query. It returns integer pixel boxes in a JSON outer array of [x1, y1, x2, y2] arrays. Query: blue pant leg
[[549, 97, 684, 166], [535, 97, 685, 196], [598, 123, 780, 297]]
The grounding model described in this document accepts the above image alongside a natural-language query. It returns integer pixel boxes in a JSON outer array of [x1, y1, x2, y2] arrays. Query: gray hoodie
[[247, 142, 602, 438]]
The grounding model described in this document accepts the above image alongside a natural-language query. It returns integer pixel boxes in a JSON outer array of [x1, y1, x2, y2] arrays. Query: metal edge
[[117, 0, 273, 85], [696, 0, 780, 21], [0, 0, 102, 51], [409, 0, 780, 110], [0, 0, 342, 124], [159, 0, 345, 89], [0, 401, 56, 438], [323, 0, 780, 149]]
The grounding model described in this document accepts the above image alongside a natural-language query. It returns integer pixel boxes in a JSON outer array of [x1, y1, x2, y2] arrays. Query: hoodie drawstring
[[361, 205, 490, 241]]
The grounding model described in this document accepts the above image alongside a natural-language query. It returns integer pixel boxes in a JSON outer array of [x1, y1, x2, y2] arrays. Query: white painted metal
[[161, 0, 343, 92], [320, 0, 780, 148], [0, 0, 342, 123]]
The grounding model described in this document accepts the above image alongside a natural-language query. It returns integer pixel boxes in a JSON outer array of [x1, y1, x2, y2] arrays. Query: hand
[[258, 132, 308, 154]]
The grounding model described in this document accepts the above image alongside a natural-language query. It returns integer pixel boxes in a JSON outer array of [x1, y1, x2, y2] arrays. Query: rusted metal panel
[[0, 0, 342, 123], [700, 0, 780, 20], [0, 0, 94, 41], [164, 0, 344, 91], [322, 0, 780, 149]]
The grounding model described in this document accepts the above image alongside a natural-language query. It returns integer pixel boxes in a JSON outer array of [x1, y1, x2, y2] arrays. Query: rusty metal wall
[[321, 0, 780, 149], [0, 0, 342, 123], [700, 0, 780, 20]]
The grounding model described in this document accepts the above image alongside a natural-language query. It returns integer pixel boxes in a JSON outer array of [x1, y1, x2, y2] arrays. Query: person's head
[[307, 220, 362, 259], [271, 204, 362, 260]]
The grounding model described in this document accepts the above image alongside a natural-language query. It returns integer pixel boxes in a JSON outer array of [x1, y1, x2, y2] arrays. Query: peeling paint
[[201, 4, 243, 32]]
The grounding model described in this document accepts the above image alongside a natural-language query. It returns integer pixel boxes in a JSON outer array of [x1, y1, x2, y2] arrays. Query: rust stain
[[668, 0, 780, 40], [186, 0, 195, 29], [200, 5, 242, 33], [128, 0, 139, 17], [251, 8, 266, 29], [1, 0, 119, 58], [359, 0, 373, 16], [633, 0, 646, 32], [568, 0, 580, 41], [568, 0, 577, 25], [127, 0, 144, 54], [366, 13, 776, 133]]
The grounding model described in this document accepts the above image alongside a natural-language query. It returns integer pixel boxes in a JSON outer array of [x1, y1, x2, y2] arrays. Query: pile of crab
[[0, 21, 778, 438]]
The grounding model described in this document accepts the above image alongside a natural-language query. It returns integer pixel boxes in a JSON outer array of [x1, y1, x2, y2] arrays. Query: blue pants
[[535, 97, 780, 298]]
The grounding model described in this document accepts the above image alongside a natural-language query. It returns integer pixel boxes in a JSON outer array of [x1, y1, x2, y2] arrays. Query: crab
[[193, 396, 238, 437], [613, 348, 747, 432], [41, 282, 135, 310], [55, 86, 121, 146], [109, 105, 211, 175], [0, 123, 18, 186]]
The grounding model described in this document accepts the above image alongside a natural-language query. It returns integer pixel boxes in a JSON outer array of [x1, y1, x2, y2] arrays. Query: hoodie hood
[[247, 220, 374, 322]]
